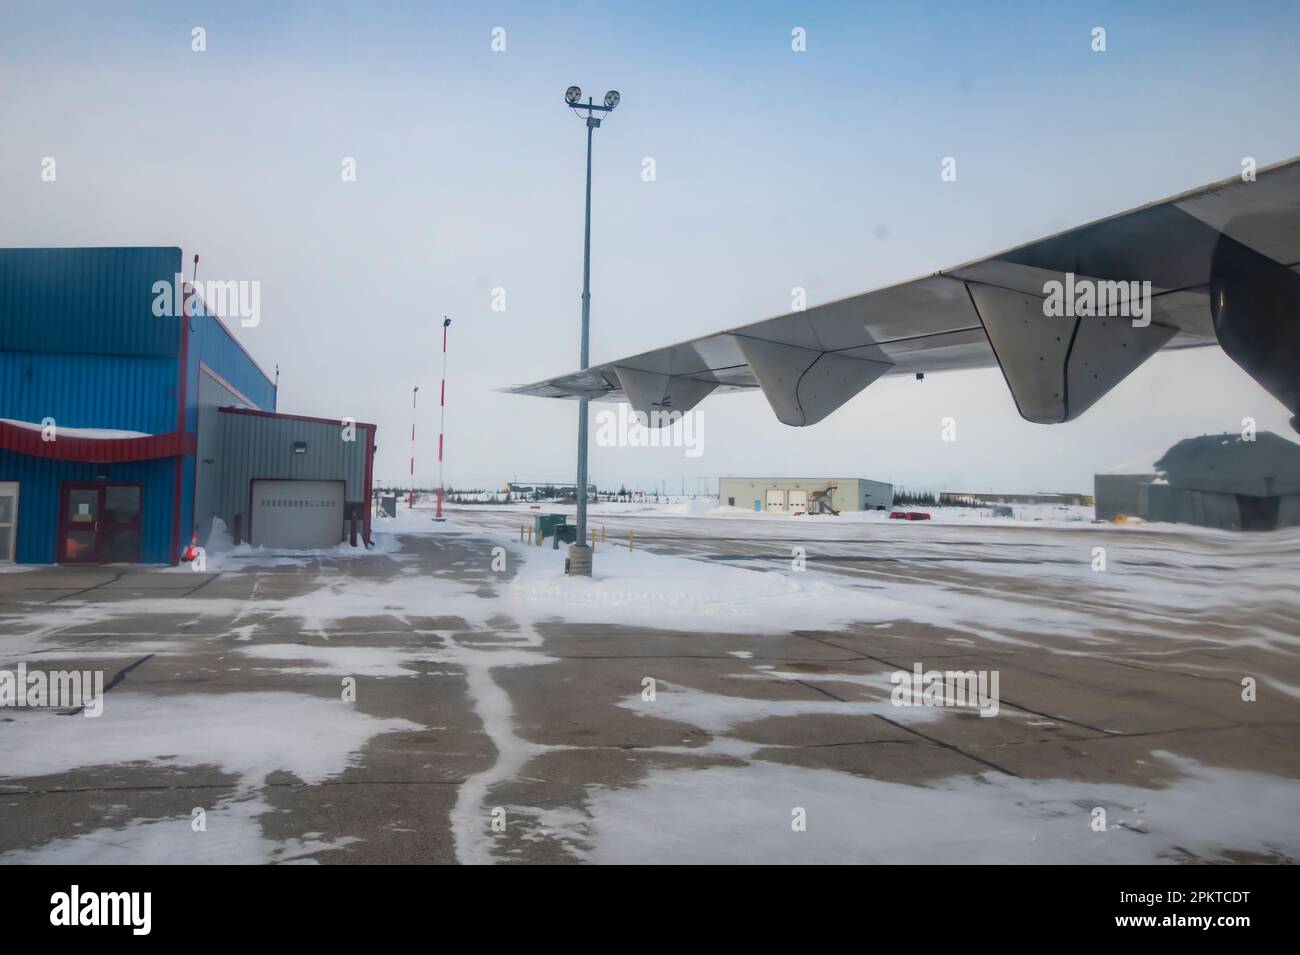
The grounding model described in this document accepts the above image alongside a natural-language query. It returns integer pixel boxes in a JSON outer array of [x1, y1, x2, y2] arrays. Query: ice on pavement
[[569, 753, 1300, 864], [0, 690, 417, 865], [0, 793, 357, 865], [5, 501, 1298, 864], [0, 690, 418, 785]]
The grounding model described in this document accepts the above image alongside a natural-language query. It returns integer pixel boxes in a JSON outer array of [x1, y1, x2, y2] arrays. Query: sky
[[2, 0, 1299, 494]]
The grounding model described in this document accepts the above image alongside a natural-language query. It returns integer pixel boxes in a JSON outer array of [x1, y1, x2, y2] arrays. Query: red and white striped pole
[[435, 317, 451, 519], [408, 385, 419, 509]]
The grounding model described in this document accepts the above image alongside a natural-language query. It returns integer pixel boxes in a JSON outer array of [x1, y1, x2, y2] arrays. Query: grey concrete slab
[[1, 507, 1296, 864]]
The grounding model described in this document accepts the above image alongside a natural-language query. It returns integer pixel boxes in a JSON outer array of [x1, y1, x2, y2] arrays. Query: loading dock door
[[765, 488, 786, 513], [251, 480, 344, 549], [788, 490, 808, 515]]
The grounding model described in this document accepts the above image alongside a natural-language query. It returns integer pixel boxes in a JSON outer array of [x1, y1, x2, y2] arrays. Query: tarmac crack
[[61, 653, 154, 716], [784, 666, 1023, 777], [46, 572, 126, 603], [791, 630, 1116, 735]]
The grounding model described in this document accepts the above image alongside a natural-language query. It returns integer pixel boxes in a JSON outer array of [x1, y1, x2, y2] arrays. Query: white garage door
[[765, 488, 786, 512], [251, 480, 344, 549]]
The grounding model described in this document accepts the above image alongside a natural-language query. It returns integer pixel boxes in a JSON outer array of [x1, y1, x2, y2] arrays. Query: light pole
[[408, 385, 419, 509], [435, 316, 451, 521], [564, 85, 619, 577]]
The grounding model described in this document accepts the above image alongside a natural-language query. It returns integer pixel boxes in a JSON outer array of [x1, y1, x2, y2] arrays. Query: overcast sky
[[3, 1, 1299, 494]]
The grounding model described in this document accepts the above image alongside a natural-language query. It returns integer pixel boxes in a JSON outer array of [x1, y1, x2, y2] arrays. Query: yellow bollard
[[590, 528, 596, 551], [629, 531, 635, 552], [601, 525, 606, 542]]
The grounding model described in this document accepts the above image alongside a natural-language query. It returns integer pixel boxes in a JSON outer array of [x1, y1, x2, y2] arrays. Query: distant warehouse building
[[1094, 432, 1300, 531], [0, 247, 376, 564], [719, 477, 893, 515]]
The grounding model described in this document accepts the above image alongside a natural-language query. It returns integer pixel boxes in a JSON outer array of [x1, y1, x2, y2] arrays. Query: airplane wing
[[505, 156, 1300, 428]]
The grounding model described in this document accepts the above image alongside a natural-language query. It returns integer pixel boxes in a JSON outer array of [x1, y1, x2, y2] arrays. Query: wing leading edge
[[505, 156, 1300, 428]]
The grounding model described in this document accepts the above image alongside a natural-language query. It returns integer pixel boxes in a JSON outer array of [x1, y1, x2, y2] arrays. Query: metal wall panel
[[0, 247, 182, 357], [0, 247, 288, 562], [717, 477, 890, 513], [1093, 473, 1156, 521], [0, 351, 178, 434], [858, 480, 894, 509], [178, 287, 279, 548], [187, 311, 277, 413], [208, 412, 368, 541], [193, 372, 242, 544], [1278, 494, 1300, 527], [0, 450, 176, 563], [1140, 484, 1242, 530]]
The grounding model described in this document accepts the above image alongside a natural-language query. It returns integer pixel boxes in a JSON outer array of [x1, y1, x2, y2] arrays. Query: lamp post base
[[566, 543, 593, 577]]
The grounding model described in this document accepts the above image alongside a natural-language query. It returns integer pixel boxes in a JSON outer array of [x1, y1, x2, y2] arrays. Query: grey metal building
[[1093, 474, 1159, 521], [1095, 432, 1300, 530], [198, 408, 376, 548], [719, 477, 893, 514]]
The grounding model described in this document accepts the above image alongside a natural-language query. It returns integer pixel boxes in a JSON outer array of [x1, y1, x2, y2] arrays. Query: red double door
[[58, 483, 143, 564]]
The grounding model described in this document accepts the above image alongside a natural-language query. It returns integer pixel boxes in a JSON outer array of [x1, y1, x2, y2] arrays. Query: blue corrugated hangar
[[0, 247, 377, 564]]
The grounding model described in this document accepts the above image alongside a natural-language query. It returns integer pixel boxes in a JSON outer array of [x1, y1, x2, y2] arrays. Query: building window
[[293, 441, 308, 454]]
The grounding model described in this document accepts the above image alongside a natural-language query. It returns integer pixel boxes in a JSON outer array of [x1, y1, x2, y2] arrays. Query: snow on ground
[[0, 690, 418, 784], [617, 675, 954, 734], [5, 500, 1298, 864], [453, 496, 1279, 533], [15, 501, 1287, 670], [173, 517, 406, 571], [232, 643, 452, 678], [492, 537, 1119, 649], [0, 791, 356, 865], [501, 542, 936, 636], [0, 691, 418, 864], [568, 753, 1299, 864], [454, 498, 1098, 527]]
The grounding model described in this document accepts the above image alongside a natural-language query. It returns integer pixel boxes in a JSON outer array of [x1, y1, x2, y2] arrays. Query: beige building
[[718, 477, 893, 515]]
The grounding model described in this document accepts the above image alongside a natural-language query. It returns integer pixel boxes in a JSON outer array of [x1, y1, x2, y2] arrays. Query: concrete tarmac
[[1, 508, 1297, 863]]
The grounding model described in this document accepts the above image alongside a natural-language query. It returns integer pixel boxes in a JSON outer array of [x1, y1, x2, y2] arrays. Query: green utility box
[[534, 513, 567, 542]]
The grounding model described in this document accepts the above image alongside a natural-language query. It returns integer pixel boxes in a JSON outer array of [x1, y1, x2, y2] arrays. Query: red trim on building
[[171, 287, 192, 566], [218, 406, 377, 430], [0, 420, 195, 462]]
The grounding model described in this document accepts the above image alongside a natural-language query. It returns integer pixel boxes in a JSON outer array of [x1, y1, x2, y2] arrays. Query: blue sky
[[3, 1, 1300, 492]]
